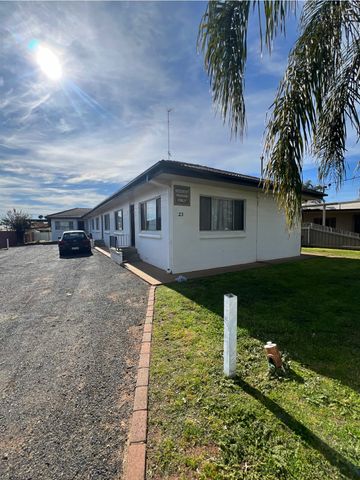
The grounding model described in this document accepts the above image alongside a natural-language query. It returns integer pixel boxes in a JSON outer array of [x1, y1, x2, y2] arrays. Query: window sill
[[199, 231, 246, 240], [114, 230, 124, 234], [139, 232, 162, 239]]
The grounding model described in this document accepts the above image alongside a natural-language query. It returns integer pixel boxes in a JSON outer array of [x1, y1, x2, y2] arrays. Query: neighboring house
[[302, 200, 360, 233], [47, 208, 92, 241], [29, 218, 50, 230], [24, 218, 52, 243], [79, 160, 322, 274]]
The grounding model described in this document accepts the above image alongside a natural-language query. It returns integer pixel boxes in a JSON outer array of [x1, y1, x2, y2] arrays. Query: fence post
[[224, 293, 237, 378]]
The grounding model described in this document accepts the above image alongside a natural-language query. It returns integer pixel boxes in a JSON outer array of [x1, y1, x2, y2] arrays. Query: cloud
[[0, 3, 277, 217], [4, 1, 348, 217]]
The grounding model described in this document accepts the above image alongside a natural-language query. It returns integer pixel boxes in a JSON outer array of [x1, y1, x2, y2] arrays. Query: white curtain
[[211, 199, 233, 231]]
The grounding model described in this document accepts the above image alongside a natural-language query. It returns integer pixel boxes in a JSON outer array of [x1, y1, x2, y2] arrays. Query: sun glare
[[36, 45, 62, 81]]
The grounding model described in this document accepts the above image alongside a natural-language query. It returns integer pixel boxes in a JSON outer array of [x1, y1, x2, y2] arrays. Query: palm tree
[[198, 0, 360, 226]]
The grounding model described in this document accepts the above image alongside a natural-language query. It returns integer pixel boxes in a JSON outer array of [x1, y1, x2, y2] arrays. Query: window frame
[[95, 217, 100, 231], [91, 218, 95, 230], [55, 220, 74, 230], [104, 213, 110, 232], [140, 197, 161, 232], [199, 195, 245, 232], [114, 209, 123, 231]]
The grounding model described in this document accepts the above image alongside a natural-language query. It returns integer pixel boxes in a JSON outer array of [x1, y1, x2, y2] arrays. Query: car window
[[63, 232, 86, 240]]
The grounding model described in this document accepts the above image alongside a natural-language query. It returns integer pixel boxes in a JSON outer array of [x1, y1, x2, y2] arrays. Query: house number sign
[[174, 185, 191, 206]]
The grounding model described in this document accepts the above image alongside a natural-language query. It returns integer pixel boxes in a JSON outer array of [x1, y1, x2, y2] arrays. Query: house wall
[[133, 186, 170, 270], [86, 183, 171, 271], [257, 194, 300, 261], [303, 210, 359, 232], [84, 177, 300, 274], [50, 219, 81, 241], [88, 215, 103, 241], [170, 180, 300, 274]]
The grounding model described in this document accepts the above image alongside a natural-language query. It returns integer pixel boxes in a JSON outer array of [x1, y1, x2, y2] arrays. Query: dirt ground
[[0, 245, 148, 479]]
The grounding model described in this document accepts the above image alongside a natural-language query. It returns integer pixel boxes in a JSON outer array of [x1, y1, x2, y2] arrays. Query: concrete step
[[118, 247, 141, 263]]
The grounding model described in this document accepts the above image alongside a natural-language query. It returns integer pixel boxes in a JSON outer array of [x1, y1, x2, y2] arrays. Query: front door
[[354, 215, 360, 234], [78, 220, 85, 230], [130, 204, 135, 247]]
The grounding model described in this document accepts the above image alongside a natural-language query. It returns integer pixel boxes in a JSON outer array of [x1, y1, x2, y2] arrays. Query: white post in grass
[[6, 238, 9, 250], [224, 293, 237, 378]]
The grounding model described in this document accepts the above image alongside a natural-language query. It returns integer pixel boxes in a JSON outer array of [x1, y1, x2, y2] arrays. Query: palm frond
[[263, 0, 358, 227], [198, 1, 294, 137], [314, 40, 360, 186]]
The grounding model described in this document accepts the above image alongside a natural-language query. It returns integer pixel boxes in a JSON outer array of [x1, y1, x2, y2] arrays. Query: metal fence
[[302, 222, 360, 248], [109, 233, 130, 249]]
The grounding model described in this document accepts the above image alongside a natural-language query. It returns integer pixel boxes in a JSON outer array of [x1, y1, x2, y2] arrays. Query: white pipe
[[6, 238, 9, 250]]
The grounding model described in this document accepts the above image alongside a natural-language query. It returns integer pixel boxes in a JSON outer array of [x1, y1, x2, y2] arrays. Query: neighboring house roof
[[83, 160, 324, 217], [29, 220, 50, 230], [303, 199, 360, 212], [47, 208, 92, 219]]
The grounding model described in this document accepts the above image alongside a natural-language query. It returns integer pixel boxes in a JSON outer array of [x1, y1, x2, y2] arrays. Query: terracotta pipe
[[264, 341, 283, 368]]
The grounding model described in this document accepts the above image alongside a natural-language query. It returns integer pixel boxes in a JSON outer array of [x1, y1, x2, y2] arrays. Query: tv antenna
[[167, 108, 173, 160]]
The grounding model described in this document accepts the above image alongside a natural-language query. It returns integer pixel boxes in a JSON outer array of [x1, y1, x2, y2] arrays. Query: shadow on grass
[[234, 376, 360, 479], [168, 257, 360, 393]]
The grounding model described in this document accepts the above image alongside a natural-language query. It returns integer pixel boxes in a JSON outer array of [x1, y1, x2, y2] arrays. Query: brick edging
[[123, 285, 156, 480]]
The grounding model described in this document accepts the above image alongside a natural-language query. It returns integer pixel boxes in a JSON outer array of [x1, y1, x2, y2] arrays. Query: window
[[63, 232, 86, 240], [96, 217, 99, 230], [354, 215, 360, 234], [114, 210, 123, 230], [140, 197, 161, 231], [104, 214, 110, 231], [91, 218, 95, 230], [200, 196, 245, 231], [55, 220, 74, 230], [313, 217, 336, 228]]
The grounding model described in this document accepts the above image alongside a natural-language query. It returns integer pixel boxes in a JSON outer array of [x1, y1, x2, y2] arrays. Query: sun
[[36, 45, 62, 81]]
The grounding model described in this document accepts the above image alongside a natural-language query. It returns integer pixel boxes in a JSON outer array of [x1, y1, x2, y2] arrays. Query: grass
[[147, 257, 360, 480], [302, 247, 360, 259]]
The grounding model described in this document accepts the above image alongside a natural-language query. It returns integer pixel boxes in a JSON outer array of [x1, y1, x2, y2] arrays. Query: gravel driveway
[[0, 245, 148, 479]]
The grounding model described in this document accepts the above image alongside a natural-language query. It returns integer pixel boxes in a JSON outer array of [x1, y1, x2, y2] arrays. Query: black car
[[58, 230, 92, 257]]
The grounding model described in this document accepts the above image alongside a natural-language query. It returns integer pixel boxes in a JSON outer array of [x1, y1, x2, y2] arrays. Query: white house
[[80, 160, 323, 274], [47, 208, 92, 241]]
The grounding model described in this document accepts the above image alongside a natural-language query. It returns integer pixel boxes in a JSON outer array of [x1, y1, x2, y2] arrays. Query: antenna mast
[[167, 108, 173, 160]]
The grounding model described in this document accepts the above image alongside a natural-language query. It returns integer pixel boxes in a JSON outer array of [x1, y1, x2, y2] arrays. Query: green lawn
[[302, 247, 360, 259], [147, 257, 360, 480]]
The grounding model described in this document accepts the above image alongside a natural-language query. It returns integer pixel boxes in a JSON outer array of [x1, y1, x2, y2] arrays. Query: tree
[[1, 209, 31, 244], [303, 180, 325, 192], [198, 0, 360, 226]]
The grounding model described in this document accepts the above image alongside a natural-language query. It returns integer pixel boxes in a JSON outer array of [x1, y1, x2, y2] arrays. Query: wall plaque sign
[[174, 185, 191, 206]]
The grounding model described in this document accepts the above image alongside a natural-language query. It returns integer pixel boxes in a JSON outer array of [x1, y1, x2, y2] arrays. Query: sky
[[0, 1, 359, 218]]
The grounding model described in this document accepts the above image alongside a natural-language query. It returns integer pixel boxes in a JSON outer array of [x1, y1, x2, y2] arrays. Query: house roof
[[303, 199, 360, 212], [83, 160, 324, 217], [47, 208, 92, 219]]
